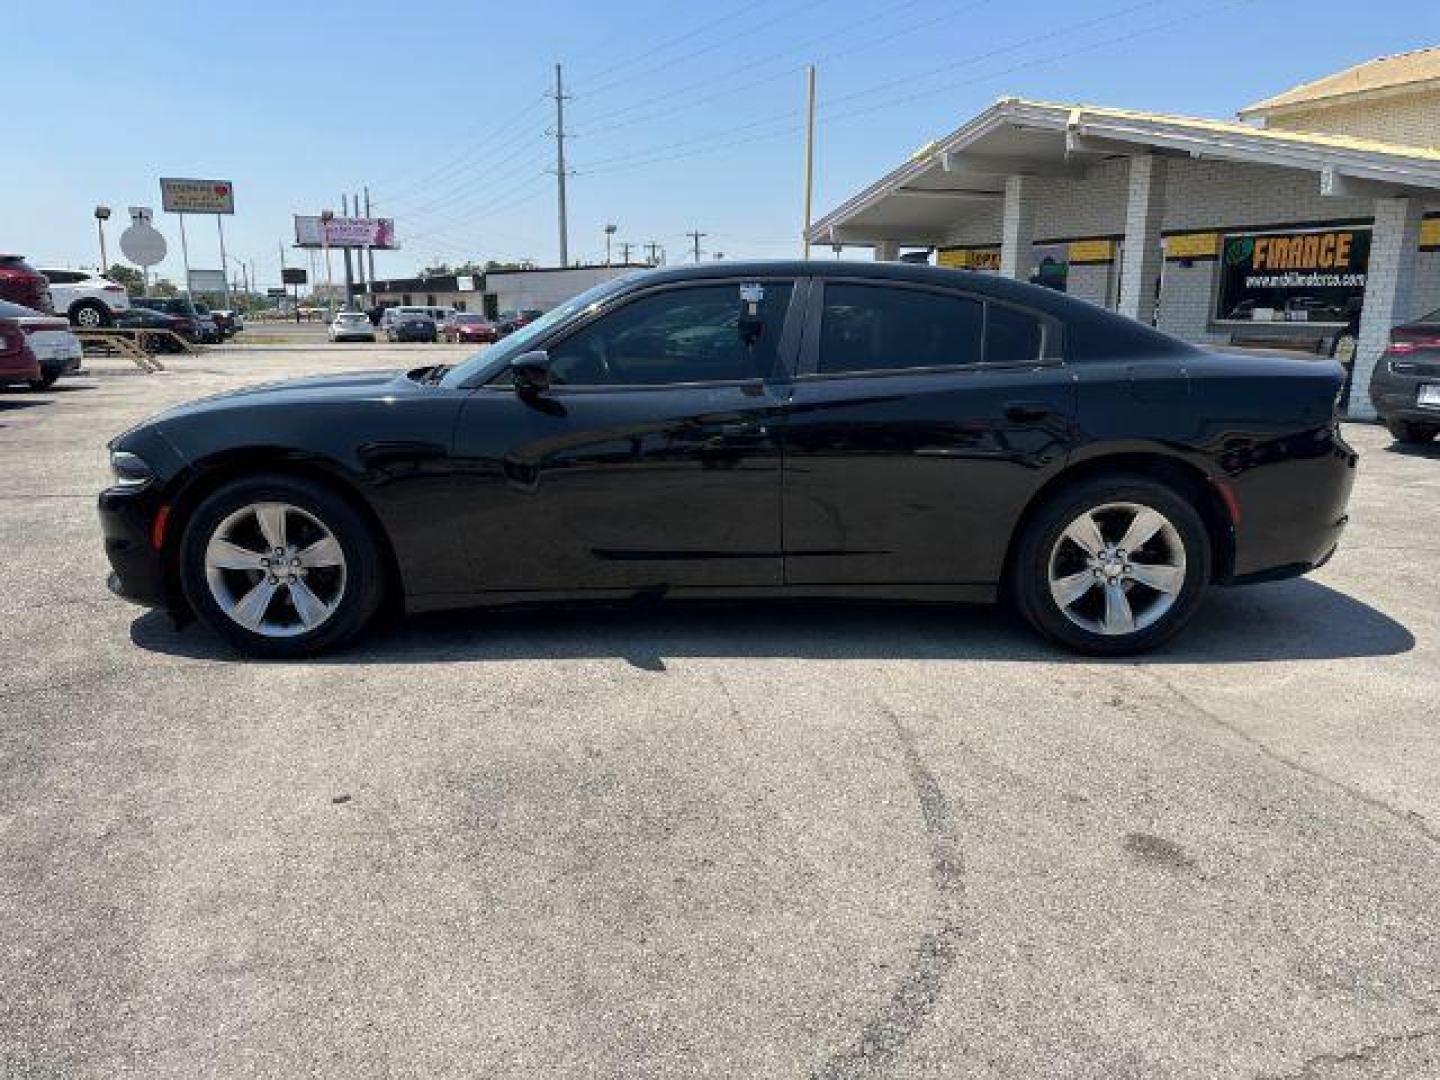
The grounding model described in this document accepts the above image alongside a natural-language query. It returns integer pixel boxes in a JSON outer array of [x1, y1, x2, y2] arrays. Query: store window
[[1216, 226, 1370, 324]]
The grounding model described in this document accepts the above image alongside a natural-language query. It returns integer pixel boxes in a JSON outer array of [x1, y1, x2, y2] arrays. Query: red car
[[0, 301, 44, 386], [441, 313, 500, 343], [0, 254, 52, 312]]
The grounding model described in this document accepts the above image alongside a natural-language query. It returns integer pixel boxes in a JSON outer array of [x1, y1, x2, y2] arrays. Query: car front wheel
[[179, 475, 386, 658], [1012, 475, 1211, 656]]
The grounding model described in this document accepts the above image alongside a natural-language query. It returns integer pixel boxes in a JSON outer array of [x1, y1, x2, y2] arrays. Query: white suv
[[40, 268, 132, 328]]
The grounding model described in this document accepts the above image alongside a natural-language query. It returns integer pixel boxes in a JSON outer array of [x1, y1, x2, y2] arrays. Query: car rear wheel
[[1011, 475, 1211, 656], [179, 475, 385, 658], [71, 300, 110, 328], [1384, 419, 1439, 443]]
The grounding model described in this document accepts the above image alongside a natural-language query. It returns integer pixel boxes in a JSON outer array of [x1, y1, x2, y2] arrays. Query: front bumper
[[98, 484, 171, 608]]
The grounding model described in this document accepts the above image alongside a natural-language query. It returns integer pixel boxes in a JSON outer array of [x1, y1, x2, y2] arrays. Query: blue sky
[[7, 0, 1437, 288]]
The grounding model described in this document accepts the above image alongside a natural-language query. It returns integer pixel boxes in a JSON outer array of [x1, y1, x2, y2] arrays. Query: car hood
[[148, 369, 411, 422]]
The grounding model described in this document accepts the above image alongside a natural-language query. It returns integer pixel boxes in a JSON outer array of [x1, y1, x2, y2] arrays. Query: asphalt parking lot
[[2, 343, 1438, 1079]]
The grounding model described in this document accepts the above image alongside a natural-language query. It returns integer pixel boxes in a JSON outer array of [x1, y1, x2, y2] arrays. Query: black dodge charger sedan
[[99, 261, 1355, 658]]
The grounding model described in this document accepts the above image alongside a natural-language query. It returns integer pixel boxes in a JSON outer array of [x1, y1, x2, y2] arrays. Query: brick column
[[873, 240, 899, 262], [1352, 197, 1424, 420], [1118, 154, 1167, 325], [1000, 175, 1035, 281]]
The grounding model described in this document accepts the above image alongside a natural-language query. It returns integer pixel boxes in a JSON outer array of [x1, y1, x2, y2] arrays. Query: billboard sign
[[267, 287, 288, 298], [1216, 226, 1370, 324], [161, 178, 235, 214], [281, 266, 308, 286], [293, 216, 397, 249], [187, 269, 228, 294]]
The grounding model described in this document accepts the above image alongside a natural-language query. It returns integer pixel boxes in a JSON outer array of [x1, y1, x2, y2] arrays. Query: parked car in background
[[388, 313, 438, 342], [440, 312, 499, 344], [495, 308, 544, 336], [190, 302, 224, 344], [98, 260, 1356, 659], [211, 309, 244, 338], [382, 305, 454, 331], [1368, 304, 1440, 443], [115, 305, 191, 351], [0, 300, 82, 387], [40, 268, 131, 328], [329, 310, 376, 342], [0, 299, 44, 387], [0, 255, 52, 313], [130, 296, 206, 343]]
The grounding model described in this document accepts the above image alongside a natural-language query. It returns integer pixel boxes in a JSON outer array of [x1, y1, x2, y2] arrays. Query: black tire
[[28, 371, 60, 390], [178, 474, 386, 658], [1384, 418, 1439, 443], [70, 300, 111, 329], [1010, 474, 1212, 656]]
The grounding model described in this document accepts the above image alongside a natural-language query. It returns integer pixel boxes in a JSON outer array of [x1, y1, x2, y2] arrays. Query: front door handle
[[1004, 401, 1054, 423]]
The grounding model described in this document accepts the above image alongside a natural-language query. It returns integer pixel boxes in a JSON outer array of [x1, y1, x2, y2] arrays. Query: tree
[[150, 278, 179, 297], [106, 264, 144, 294]]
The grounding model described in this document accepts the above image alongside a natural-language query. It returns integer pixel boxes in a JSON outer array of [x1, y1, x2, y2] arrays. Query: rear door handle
[[719, 420, 767, 437], [1004, 401, 1054, 423]]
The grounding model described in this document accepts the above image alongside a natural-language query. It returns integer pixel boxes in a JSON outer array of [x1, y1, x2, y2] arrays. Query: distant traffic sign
[[267, 287, 287, 298], [161, 178, 235, 215], [119, 222, 167, 267], [281, 267, 308, 286]]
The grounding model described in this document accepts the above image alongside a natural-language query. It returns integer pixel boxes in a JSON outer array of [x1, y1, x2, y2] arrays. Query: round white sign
[[120, 224, 167, 268]]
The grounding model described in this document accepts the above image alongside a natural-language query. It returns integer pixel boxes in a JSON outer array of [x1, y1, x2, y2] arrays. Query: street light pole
[[94, 206, 111, 273]]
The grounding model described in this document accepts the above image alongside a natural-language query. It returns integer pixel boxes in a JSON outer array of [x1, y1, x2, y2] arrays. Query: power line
[[573, 0, 770, 88]]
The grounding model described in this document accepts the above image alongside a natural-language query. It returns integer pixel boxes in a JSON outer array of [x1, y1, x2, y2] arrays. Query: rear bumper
[[98, 484, 170, 608], [1369, 365, 1440, 423], [1223, 426, 1357, 582]]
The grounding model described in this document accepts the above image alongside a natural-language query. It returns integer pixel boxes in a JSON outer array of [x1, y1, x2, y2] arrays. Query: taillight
[[1388, 337, 1440, 355], [0, 320, 23, 356]]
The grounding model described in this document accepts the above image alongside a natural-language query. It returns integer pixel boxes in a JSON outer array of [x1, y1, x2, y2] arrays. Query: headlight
[[109, 450, 154, 487]]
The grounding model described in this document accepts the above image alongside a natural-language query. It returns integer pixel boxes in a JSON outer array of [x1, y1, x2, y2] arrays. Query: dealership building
[[359, 264, 646, 319], [808, 47, 1440, 418]]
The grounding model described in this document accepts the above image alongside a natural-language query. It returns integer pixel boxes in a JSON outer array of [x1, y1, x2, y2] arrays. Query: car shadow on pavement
[[1384, 438, 1440, 459], [130, 577, 1413, 668]]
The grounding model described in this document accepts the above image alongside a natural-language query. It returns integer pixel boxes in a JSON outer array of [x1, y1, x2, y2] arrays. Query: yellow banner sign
[[1421, 217, 1440, 248], [1066, 239, 1116, 264], [1165, 232, 1219, 259], [938, 247, 1001, 270]]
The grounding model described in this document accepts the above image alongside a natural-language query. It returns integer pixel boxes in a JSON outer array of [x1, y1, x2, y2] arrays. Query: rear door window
[[816, 283, 983, 374], [985, 304, 1044, 365]]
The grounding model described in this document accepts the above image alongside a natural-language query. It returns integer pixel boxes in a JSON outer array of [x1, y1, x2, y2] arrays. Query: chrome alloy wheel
[[1047, 501, 1186, 636], [203, 502, 347, 637]]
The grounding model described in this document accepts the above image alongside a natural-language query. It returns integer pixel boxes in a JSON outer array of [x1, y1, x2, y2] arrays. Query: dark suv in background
[[1368, 305, 1440, 443], [130, 297, 207, 343]]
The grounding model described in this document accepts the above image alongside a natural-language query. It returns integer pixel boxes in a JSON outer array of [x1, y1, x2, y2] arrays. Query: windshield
[[439, 273, 643, 388]]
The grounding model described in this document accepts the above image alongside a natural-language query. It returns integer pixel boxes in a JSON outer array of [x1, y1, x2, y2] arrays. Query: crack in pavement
[[812, 709, 964, 1079], [1133, 667, 1440, 849], [1256, 1024, 1440, 1079]]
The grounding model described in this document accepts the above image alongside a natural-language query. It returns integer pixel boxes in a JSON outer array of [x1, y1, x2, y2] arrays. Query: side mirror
[[510, 350, 552, 395]]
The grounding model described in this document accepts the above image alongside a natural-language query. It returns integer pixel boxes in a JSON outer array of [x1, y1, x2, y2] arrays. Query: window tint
[[985, 304, 1043, 365], [44, 270, 82, 284], [818, 284, 982, 374], [547, 282, 793, 386]]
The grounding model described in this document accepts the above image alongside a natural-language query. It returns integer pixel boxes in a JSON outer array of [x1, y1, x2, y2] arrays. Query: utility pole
[[802, 64, 817, 259], [618, 241, 634, 264], [340, 194, 355, 309], [643, 241, 659, 265], [686, 230, 706, 263], [353, 191, 366, 304], [363, 186, 377, 288], [552, 63, 570, 267]]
